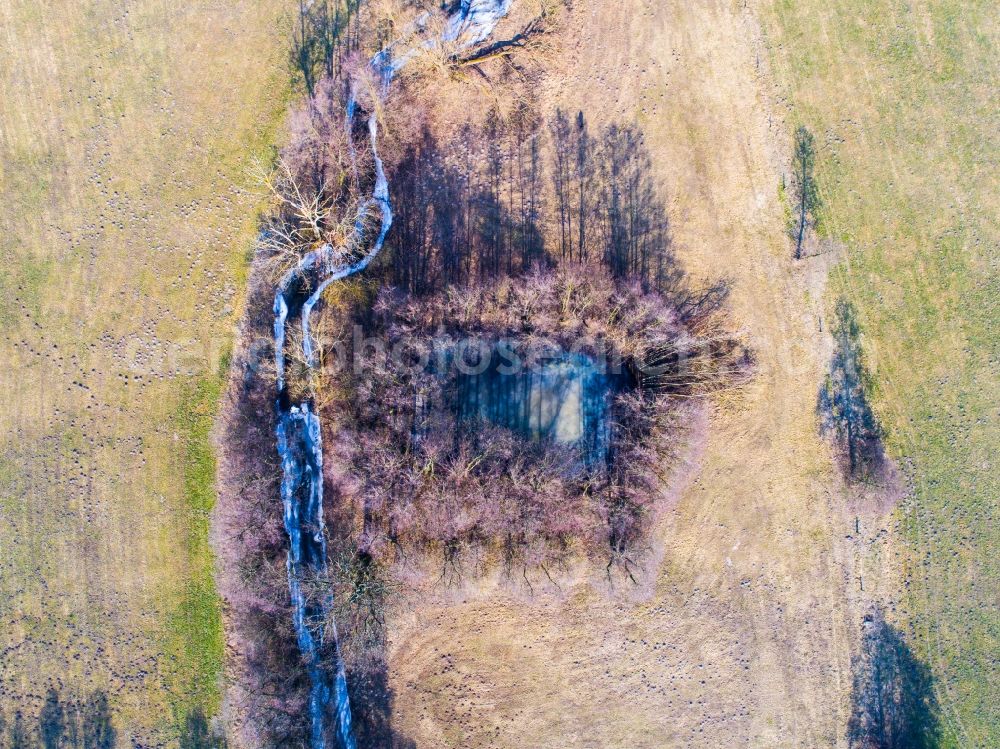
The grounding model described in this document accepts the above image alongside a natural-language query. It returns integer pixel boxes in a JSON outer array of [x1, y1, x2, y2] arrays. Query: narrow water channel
[[271, 3, 515, 748]]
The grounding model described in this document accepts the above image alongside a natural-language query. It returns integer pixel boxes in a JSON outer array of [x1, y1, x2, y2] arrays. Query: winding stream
[[272, 3, 513, 748]]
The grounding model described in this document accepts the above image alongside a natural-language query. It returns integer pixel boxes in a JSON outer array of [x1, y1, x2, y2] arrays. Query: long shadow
[[818, 299, 888, 483], [291, 0, 363, 95], [3, 687, 116, 748], [179, 707, 227, 749], [388, 124, 545, 296], [848, 607, 940, 749], [324, 545, 415, 749], [26, 687, 232, 748], [386, 111, 679, 298], [344, 658, 415, 749]]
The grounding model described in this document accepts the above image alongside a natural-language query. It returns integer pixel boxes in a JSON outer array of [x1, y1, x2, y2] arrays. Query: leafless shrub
[[250, 75, 365, 286], [319, 265, 750, 580]]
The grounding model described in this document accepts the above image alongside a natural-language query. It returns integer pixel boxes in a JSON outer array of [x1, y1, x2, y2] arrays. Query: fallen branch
[[452, 14, 545, 67]]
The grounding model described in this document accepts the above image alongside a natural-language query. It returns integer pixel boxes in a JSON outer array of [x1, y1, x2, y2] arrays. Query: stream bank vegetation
[[216, 1, 749, 744]]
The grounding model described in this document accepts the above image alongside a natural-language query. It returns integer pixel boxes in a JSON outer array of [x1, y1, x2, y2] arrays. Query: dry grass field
[[385, 1, 870, 746], [0, 0, 291, 742]]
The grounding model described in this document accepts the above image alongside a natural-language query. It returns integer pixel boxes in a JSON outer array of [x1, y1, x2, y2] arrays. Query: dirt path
[[385, 1, 883, 746]]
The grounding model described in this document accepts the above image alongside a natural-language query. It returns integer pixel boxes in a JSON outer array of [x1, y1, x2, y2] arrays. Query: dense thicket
[[319, 265, 751, 584]]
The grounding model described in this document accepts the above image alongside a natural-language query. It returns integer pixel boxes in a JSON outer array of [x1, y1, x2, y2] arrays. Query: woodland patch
[[325, 265, 752, 583]]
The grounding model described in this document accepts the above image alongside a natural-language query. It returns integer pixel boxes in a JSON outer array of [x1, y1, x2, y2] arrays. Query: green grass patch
[[165, 376, 226, 720], [762, 0, 999, 744], [0, 251, 52, 330]]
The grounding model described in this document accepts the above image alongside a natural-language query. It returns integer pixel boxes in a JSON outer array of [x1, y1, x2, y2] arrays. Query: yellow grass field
[[0, 0, 291, 742]]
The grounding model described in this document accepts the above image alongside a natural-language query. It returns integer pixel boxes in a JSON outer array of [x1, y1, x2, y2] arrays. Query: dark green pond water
[[455, 351, 621, 465]]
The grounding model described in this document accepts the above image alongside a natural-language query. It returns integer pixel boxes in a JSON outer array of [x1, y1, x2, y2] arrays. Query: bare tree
[[453, 11, 549, 68], [549, 108, 573, 260]]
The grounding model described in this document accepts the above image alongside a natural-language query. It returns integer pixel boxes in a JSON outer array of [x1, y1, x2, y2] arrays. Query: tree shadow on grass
[[848, 607, 940, 749], [2, 687, 116, 748], [346, 657, 416, 749], [179, 706, 227, 749], [818, 299, 887, 483]]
